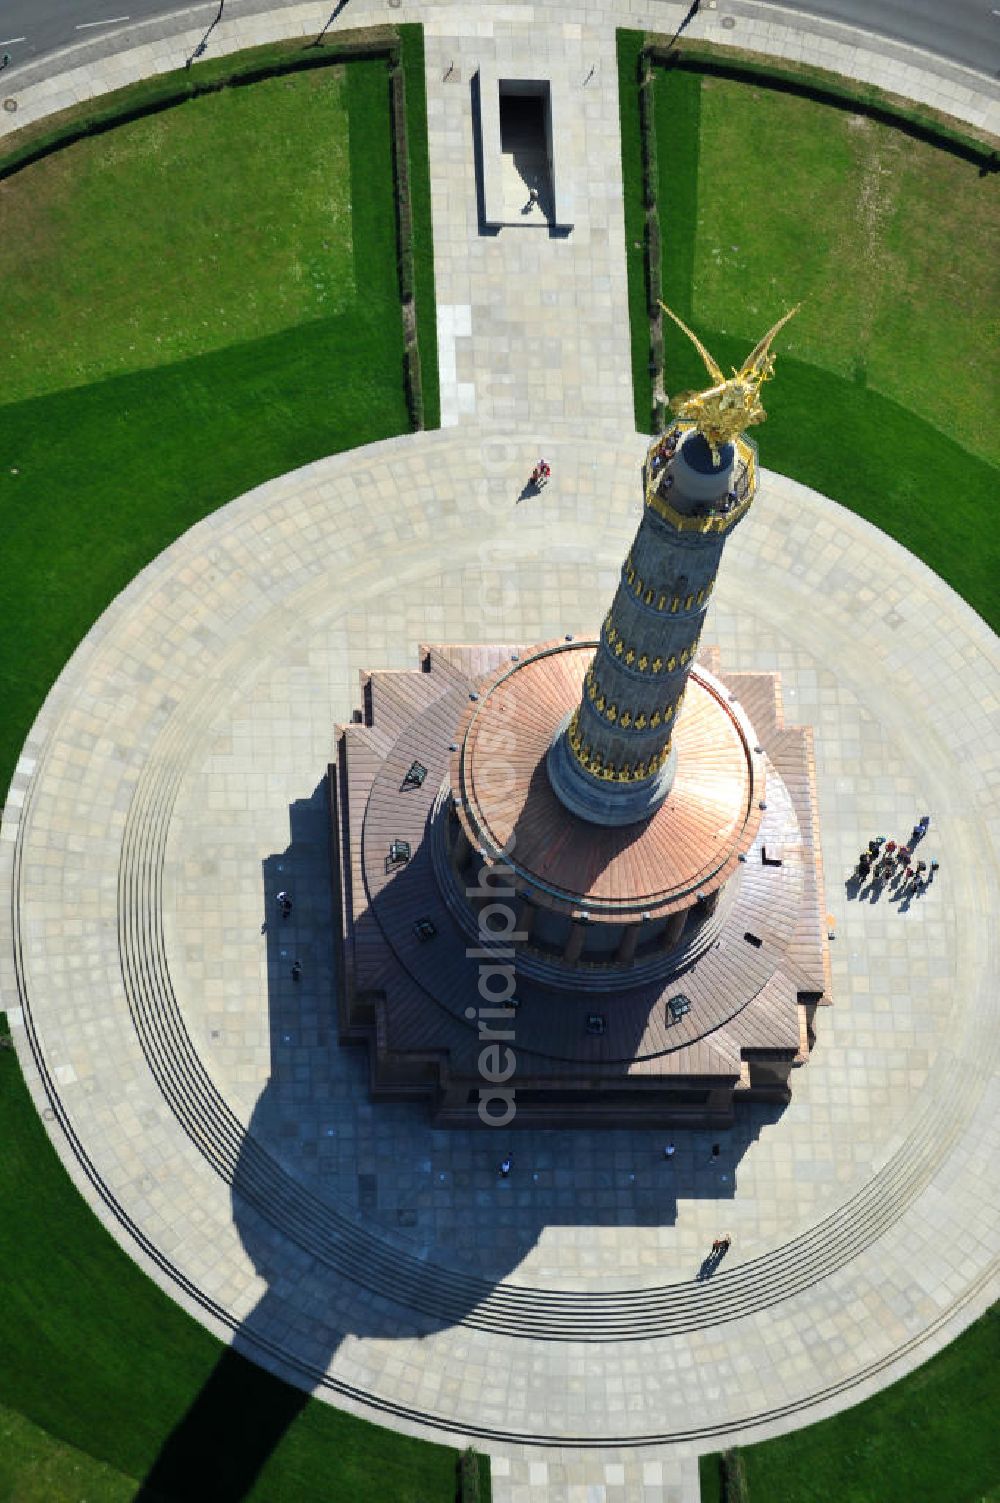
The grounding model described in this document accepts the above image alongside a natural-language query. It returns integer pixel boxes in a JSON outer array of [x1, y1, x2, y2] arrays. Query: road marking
[[0, 37, 27, 45], [75, 16, 131, 28]]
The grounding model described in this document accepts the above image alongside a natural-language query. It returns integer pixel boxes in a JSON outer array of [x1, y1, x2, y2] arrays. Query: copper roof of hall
[[331, 645, 828, 1083], [449, 641, 765, 922]]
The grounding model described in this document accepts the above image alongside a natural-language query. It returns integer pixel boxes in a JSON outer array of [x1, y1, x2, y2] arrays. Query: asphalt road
[[0, 0, 998, 80]]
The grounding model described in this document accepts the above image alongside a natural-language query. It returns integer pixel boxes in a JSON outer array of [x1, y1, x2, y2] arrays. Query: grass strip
[[651, 37, 1000, 165], [0, 1399, 140, 1503], [699, 1303, 1000, 1503], [0, 29, 399, 180]]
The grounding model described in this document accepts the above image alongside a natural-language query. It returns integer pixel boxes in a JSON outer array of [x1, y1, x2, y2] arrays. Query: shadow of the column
[[136, 779, 777, 1498]]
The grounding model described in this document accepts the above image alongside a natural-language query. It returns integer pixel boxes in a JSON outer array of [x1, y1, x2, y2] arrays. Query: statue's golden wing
[[738, 304, 800, 379], [659, 302, 725, 384]]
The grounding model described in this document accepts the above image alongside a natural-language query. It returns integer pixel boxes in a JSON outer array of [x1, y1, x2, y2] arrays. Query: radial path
[[1, 7, 999, 1503]]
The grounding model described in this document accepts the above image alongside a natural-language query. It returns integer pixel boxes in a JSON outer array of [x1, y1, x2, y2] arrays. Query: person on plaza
[[911, 814, 930, 844], [929, 859, 940, 879], [531, 459, 550, 488], [277, 890, 293, 919], [291, 959, 302, 982], [499, 1156, 512, 1178], [857, 852, 871, 880], [896, 845, 911, 868], [663, 1142, 676, 1160]]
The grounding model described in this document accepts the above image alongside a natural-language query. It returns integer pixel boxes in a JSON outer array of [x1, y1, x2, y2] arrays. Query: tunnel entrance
[[498, 81, 553, 223]]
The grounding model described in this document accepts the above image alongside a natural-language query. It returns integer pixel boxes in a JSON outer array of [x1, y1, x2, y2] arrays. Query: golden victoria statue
[[659, 301, 800, 462]]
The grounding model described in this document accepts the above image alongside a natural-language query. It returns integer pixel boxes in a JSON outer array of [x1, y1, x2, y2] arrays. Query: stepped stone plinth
[[330, 423, 830, 1129]]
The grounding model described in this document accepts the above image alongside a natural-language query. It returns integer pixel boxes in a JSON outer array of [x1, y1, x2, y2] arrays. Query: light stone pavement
[[1, 5, 999, 1503]]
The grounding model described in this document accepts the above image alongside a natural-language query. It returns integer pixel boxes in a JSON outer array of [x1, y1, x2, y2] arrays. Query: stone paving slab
[[2, 428, 997, 1503]]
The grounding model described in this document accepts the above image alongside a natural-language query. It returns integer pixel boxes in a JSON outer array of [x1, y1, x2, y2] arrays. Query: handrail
[[644, 426, 758, 534]]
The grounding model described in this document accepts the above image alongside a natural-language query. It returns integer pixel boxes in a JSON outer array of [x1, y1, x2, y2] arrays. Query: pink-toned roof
[[332, 647, 827, 1078], [450, 642, 764, 922]]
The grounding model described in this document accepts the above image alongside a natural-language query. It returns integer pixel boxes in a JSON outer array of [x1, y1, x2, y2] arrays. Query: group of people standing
[[854, 816, 938, 899]]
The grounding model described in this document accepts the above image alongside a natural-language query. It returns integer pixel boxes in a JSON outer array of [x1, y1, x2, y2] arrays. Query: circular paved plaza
[[2, 426, 998, 1497], [2, 2, 999, 1498]]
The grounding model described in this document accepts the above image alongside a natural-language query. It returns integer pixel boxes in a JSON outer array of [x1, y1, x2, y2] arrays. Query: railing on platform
[[644, 423, 758, 534]]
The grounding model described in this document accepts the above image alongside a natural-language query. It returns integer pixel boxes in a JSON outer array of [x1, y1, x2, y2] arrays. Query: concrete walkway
[[1, 5, 999, 1503]]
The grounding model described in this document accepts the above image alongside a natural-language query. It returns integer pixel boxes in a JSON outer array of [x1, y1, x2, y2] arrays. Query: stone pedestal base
[[546, 712, 678, 826], [330, 641, 830, 1130]]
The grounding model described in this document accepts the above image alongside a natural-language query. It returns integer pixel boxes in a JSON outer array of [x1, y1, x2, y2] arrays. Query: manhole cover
[[721, 15, 737, 28], [3, 98, 17, 113]]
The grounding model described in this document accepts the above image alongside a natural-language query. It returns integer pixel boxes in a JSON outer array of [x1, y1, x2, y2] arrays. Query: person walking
[[499, 1156, 512, 1178], [291, 959, 302, 982], [276, 890, 293, 919], [663, 1143, 676, 1160]]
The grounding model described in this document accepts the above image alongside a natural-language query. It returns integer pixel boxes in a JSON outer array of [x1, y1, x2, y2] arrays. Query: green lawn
[[699, 1304, 1000, 1503], [619, 38, 1000, 628], [1, 70, 356, 401], [0, 34, 460, 1500], [0, 50, 412, 790], [0, 1402, 139, 1503]]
